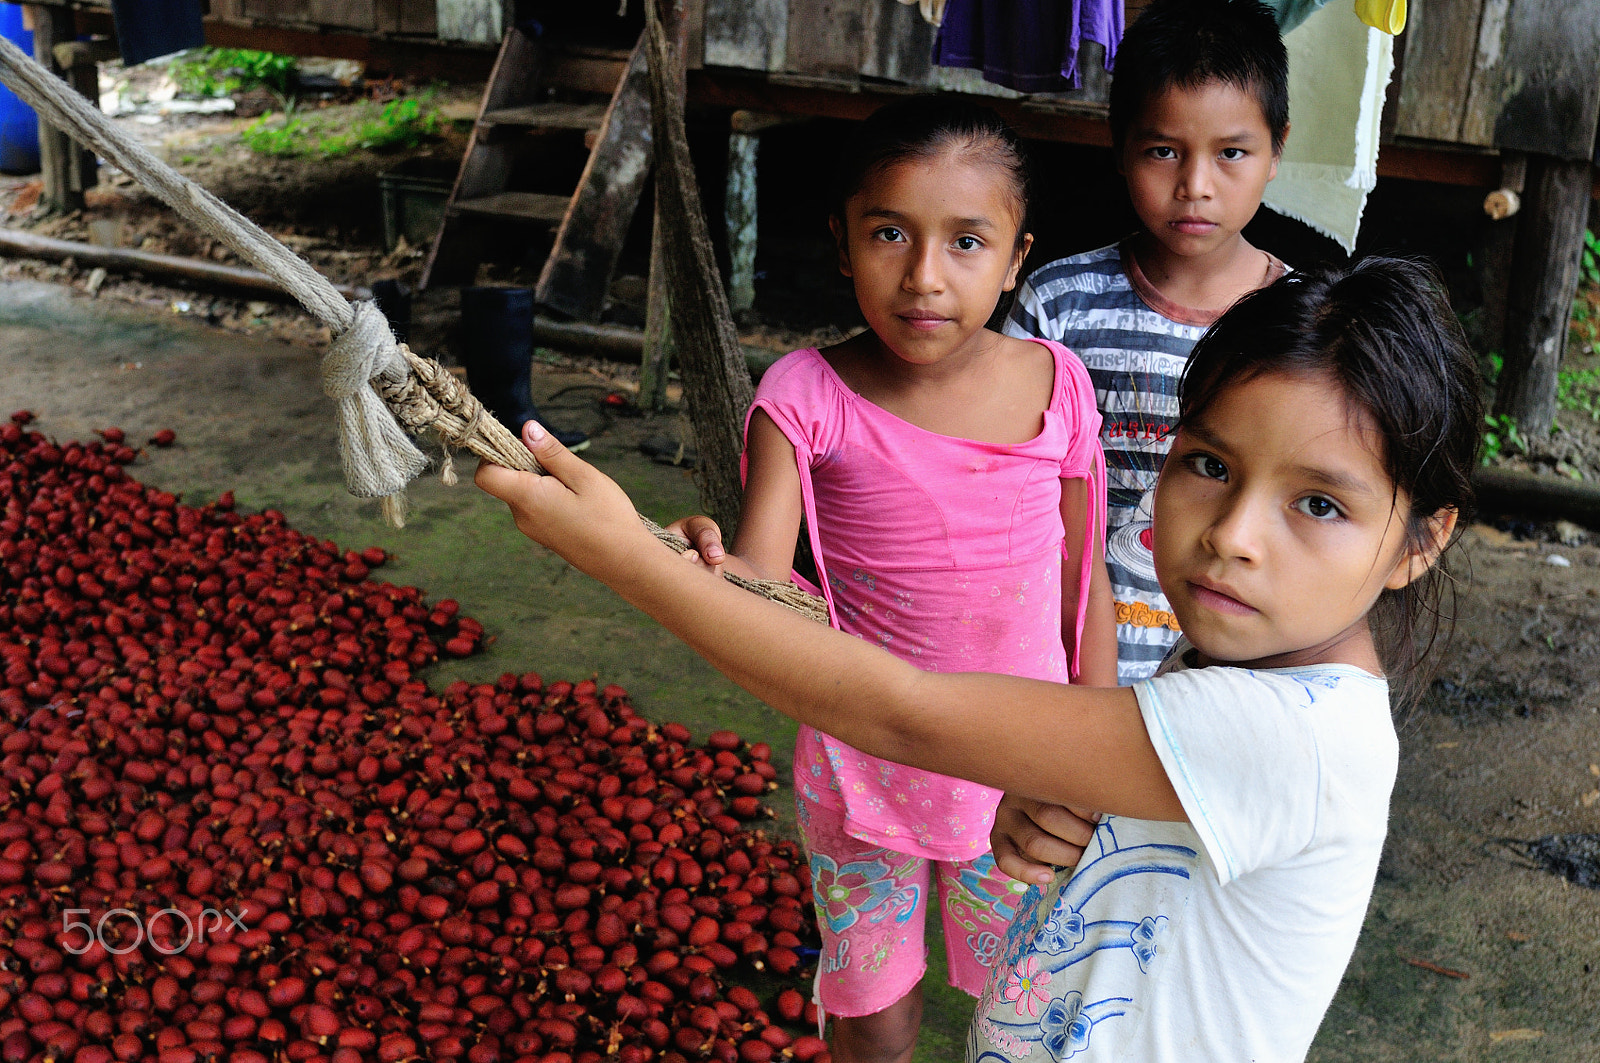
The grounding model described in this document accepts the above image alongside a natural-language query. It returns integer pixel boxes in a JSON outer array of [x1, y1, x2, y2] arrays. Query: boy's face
[[1120, 80, 1281, 262]]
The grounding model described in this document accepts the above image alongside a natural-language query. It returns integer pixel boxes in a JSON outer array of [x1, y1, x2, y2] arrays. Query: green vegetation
[[240, 96, 441, 158], [1581, 228, 1599, 289], [1480, 411, 1525, 466], [1556, 365, 1600, 421], [170, 48, 298, 109]]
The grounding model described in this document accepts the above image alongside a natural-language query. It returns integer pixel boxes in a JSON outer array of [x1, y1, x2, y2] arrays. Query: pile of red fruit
[[0, 415, 827, 1063]]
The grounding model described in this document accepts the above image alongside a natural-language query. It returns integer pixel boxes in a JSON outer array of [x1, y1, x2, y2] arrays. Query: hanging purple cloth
[[935, 0, 1123, 92]]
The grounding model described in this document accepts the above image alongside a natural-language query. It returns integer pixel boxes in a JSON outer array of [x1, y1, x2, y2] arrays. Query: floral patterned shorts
[[800, 798, 1028, 1017]]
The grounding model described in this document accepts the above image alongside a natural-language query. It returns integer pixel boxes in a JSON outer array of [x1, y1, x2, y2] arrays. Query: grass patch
[[240, 96, 441, 158]]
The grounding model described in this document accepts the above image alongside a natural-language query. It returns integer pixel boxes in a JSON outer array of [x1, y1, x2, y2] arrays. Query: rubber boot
[[458, 286, 589, 451], [371, 279, 411, 345]]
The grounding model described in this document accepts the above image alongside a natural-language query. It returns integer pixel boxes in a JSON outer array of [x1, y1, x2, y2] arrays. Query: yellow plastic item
[[1354, 0, 1405, 34]]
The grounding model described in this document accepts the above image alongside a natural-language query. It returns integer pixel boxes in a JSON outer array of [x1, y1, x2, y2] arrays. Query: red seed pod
[[378, 1035, 418, 1063], [553, 968, 591, 997], [267, 976, 307, 1008], [687, 916, 719, 948], [791, 1036, 829, 1063], [150, 428, 177, 447], [776, 989, 805, 1023], [707, 731, 742, 751], [738, 1041, 774, 1063], [337, 1027, 377, 1052], [675, 1027, 709, 1055], [302, 1004, 341, 1038], [759, 1028, 792, 1050], [766, 947, 800, 975]]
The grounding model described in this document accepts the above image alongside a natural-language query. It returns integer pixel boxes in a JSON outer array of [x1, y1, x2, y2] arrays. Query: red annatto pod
[[0, 432, 842, 1063]]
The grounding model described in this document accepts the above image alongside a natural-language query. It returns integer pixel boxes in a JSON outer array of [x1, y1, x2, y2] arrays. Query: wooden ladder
[[419, 27, 653, 322]]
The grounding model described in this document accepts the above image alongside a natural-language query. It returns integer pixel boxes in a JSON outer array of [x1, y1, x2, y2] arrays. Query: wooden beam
[[0, 228, 366, 300]]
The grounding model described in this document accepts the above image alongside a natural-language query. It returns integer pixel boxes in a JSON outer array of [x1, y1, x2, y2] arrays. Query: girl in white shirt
[[476, 256, 1482, 1063]]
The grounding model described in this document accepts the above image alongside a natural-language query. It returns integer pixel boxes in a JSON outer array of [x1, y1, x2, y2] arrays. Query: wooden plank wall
[[1395, 0, 1600, 162], [702, 0, 1108, 102]]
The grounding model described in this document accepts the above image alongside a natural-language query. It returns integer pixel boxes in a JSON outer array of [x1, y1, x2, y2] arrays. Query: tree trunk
[[1495, 155, 1592, 437], [645, 0, 753, 537]]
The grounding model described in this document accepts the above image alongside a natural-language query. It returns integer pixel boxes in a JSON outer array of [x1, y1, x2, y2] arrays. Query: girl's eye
[[1293, 495, 1344, 520], [1148, 146, 1177, 160], [1184, 453, 1228, 481], [872, 226, 905, 243], [1219, 147, 1247, 161], [953, 235, 982, 251]]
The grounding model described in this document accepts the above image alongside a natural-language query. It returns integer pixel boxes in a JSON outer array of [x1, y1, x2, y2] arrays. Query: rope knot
[[321, 301, 430, 520]]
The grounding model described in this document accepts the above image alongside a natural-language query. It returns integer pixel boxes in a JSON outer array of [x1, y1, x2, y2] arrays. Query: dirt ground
[[2, 72, 1600, 1060]]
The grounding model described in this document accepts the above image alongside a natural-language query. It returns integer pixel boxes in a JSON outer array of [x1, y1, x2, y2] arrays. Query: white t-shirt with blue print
[[968, 644, 1397, 1063]]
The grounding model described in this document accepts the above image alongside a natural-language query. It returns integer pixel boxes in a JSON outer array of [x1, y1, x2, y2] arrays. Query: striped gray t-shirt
[[1004, 241, 1286, 683]]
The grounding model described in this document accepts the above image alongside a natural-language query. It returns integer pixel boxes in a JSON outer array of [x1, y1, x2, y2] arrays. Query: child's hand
[[475, 421, 658, 580], [664, 515, 727, 575], [991, 794, 1102, 885]]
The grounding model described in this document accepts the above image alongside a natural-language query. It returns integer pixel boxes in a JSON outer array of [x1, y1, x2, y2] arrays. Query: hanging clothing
[[110, 0, 204, 66], [1270, 0, 1406, 36], [933, 0, 1123, 93], [1261, 0, 1395, 252]]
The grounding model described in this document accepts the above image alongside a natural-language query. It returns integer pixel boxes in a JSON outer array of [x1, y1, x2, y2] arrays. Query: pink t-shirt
[[745, 341, 1105, 859]]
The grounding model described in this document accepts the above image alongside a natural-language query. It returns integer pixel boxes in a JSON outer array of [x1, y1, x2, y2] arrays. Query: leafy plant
[[170, 49, 298, 106], [1557, 364, 1600, 420], [1582, 229, 1600, 289], [1480, 412, 1526, 466]]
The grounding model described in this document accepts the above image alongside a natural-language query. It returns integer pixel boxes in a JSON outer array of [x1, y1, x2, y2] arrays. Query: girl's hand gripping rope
[[476, 420, 665, 585]]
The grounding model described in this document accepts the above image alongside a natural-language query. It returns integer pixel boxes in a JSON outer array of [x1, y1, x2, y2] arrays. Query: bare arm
[[476, 424, 1184, 822], [665, 411, 802, 582], [1060, 477, 1118, 687]]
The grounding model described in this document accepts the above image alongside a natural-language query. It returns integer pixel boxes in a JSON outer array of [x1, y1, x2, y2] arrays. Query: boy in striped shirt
[[1006, 0, 1291, 683]]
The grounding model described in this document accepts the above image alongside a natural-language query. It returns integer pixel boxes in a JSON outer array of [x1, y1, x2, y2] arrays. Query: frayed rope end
[[381, 493, 408, 529]]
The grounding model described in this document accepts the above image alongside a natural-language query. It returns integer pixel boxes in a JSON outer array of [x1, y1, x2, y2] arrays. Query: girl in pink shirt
[[672, 96, 1115, 1063]]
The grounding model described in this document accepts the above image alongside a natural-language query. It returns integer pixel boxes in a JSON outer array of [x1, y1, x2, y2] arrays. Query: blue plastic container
[[0, 4, 40, 175]]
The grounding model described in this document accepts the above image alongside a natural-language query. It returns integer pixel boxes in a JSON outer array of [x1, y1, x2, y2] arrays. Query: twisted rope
[[0, 34, 828, 624]]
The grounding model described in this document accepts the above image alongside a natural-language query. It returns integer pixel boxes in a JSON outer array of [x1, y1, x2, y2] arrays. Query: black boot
[[458, 286, 589, 451], [371, 279, 411, 344]]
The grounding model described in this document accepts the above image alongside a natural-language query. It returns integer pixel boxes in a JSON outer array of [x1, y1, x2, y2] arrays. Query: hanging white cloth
[[1261, 0, 1395, 252]]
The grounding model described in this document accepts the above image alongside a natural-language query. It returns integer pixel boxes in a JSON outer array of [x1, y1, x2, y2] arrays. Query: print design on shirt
[[974, 820, 1198, 1061]]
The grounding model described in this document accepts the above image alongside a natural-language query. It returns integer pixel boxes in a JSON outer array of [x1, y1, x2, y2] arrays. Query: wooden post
[[28, 5, 97, 213], [1475, 151, 1525, 358], [1495, 155, 1594, 437], [724, 129, 758, 318], [641, 205, 675, 411], [646, 0, 754, 536]]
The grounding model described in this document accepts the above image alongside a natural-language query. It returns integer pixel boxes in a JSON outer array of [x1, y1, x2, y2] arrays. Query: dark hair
[[1109, 0, 1289, 154], [1178, 257, 1482, 706], [832, 95, 1032, 248]]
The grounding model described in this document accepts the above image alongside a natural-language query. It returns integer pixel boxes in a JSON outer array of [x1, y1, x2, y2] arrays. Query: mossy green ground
[[5, 280, 1598, 1059]]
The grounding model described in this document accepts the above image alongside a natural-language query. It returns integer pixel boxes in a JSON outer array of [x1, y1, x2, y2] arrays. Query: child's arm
[[476, 425, 1184, 823], [667, 410, 802, 582], [1061, 478, 1118, 687]]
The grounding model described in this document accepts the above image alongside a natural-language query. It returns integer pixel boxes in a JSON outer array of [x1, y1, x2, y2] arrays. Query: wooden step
[[451, 192, 571, 223], [480, 101, 608, 131]]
